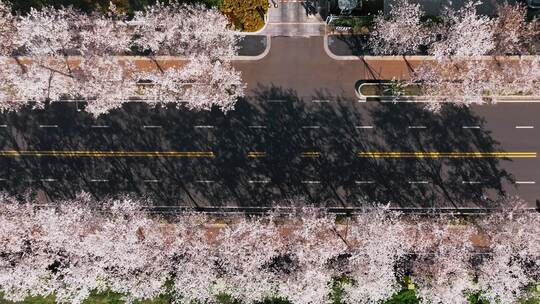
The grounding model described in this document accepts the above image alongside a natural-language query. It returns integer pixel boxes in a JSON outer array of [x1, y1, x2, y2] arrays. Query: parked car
[[528, 0, 540, 9]]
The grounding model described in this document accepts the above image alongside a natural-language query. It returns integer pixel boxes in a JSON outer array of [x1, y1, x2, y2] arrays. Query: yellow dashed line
[[301, 152, 321, 158], [247, 152, 267, 158]]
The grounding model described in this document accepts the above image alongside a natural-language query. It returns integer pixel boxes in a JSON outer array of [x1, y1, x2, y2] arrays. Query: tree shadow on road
[[0, 85, 513, 209]]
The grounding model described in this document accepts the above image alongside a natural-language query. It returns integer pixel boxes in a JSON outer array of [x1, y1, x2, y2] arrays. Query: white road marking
[[0, 178, 6, 181], [196, 180, 214, 183], [143, 179, 160, 183], [515, 125, 534, 129], [90, 179, 109, 182], [40, 178, 57, 182], [301, 180, 321, 184], [248, 125, 267, 129], [356, 126, 374, 129], [408, 126, 427, 129], [516, 181, 536, 184], [355, 180, 375, 184], [143, 125, 162, 129], [39, 125, 58, 128], [302, 126, 321, 129], [312, 99, 331, 103], [409, 181, 429, 184], [248, 180, 270, 184], [462, 126, 480, 129], [462, 181, 482, 184], [0, 125, 7, 128], [194, 125, 214, 129]]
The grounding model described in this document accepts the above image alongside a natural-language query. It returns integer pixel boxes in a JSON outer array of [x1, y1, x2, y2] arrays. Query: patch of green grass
[[383, 289, 420, 304]]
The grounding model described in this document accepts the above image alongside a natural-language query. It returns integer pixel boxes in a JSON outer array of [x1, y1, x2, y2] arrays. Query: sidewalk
[[259, 1, 326, 36]]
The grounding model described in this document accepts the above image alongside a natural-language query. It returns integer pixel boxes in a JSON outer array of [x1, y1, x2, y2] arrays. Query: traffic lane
[[0, 98, 532, 207], [470, 103, 540, 206], [0, 154, 528, 208]]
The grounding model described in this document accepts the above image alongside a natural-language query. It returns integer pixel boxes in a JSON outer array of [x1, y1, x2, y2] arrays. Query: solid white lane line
[[312, 99, 331, 103], [515, 126, 534, 129], [0, 178, 6, 181], [143, 179, 160, 183], [90, 179, 109, 182], [91, 125, 110, 128], [196, 180, 214, 183], [355, 180, 375, 184], [301, 180, 321, 184], [39, 125, 58, 128], [409, 181, 429, 184], [462, 126, 480, 129], [356, 126, 374, 129], [0, 125, 7, 128], [40, 178, 56, 182], [408, 126, 427, 129], [462, 181, 482, 184], [194, 125, 214, 129], [143, 125, 162, 129], [248, 180, 270, 184], [516, 181, 536, 184]]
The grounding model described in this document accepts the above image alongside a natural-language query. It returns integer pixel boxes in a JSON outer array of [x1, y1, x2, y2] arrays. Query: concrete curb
[[323, 34, 360, 61], [233, 35, 271, 61]]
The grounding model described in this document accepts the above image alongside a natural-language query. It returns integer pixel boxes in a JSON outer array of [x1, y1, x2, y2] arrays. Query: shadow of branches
[[0, 85, 513, 209]]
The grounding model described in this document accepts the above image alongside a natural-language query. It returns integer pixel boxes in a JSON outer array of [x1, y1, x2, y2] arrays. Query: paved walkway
[[258, 1, 325, 36]]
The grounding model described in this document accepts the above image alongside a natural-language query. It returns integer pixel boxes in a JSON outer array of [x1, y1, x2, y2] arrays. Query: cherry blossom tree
[[131, 2, 237, 60], [342, 209, 407, 303], [369, 0, 432, 55], [138, 56, 244, 112], [429, 1, 495, 60], [0, 2, 244, 115], [475, 201, 540, 304], [1, 193, 538, 304], [492, 3, 539, 55], [131, 2, 244, 113], [14, 6, 79, 56], [0, 1, 16, 56], [409, 218, 476, 304], [411, 57, 540, 111], [5, 5, 137, 115]]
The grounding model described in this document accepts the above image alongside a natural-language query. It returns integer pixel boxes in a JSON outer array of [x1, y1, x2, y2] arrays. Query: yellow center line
[[357, 152, 537, 158], [301, 152, 321, 158], [0, 151, 215, 157], [247, 152, 267, 158]]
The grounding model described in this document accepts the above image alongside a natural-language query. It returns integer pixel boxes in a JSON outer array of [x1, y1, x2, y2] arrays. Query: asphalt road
[[0, 36, 538, 210]]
